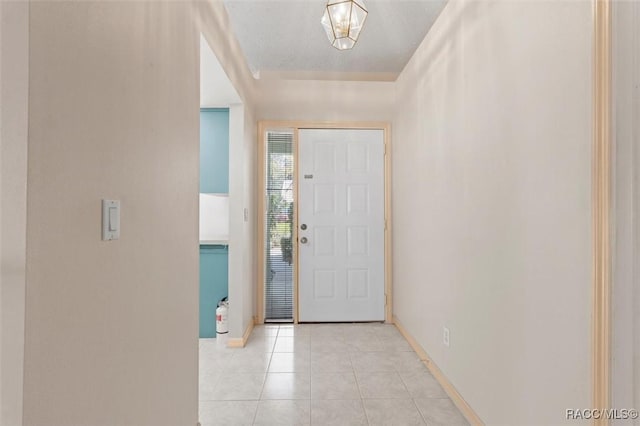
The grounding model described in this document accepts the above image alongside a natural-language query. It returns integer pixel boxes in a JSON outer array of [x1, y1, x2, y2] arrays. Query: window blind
[[264, 131, 294, 321]]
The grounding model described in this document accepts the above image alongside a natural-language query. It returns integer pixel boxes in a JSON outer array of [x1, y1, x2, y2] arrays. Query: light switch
[[102, 200, 120, 241], [109, 207, 118, 231]]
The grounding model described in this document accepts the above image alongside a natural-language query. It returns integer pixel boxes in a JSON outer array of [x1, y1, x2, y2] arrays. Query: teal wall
[[199, 245, 229, 338], [200, 108, 229, 193], [200, 108, 229, 338]]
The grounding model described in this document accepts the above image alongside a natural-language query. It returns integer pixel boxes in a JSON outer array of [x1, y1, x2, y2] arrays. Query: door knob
[[300, 237, 308, 244], [300, 224, 307, 230]]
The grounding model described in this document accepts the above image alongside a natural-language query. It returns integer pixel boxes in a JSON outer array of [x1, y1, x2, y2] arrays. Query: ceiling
[[222, 0, 448, 80]]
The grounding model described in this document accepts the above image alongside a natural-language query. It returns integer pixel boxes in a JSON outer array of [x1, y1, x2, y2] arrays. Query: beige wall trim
[[393, 315, 484, 426], [257, 121, 266, 325], [383, 125, 393, 322], [227, 319, 255, 348], [592, 0, 612, 422], [257, 121, 393, 324], [293, 127, 300, 324]]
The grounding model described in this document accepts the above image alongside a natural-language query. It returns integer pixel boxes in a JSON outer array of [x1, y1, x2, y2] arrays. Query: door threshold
[[297, 321, 385, 324]]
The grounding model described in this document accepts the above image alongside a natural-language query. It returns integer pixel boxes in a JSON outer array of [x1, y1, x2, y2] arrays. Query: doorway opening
[[198, 32, 244, 409], [198, 33, 240, 340], [257, 123, 393, 325]]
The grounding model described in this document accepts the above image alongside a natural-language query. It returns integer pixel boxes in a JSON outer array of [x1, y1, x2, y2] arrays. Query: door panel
[[298, 129, 384, 322]]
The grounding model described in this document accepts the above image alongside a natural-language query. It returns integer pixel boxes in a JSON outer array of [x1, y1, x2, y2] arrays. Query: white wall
[[612, 1, 640, 423], [0, 2, 28, 425], [200, 34, 242, 108], [228, 104, 258, 338], [256, 78, 395, 122], [23, 2, 200, 425], [228, 105, 244, 337], [242, 110, 258, 335], [392, 1, 592, 424]]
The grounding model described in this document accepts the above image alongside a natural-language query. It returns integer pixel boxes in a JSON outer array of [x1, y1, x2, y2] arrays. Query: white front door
[[298, 129, 385, 322]]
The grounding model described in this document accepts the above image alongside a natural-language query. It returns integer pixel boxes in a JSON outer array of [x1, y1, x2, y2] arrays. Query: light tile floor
[[199, 323, 469, 426]]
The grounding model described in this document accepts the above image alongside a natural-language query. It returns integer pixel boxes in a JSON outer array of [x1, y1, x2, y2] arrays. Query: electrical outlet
[[443, 327, 450, 347]]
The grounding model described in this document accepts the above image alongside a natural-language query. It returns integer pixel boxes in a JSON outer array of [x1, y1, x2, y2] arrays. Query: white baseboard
[[227, 320, 255, 348], [393, 315, 484, 426]]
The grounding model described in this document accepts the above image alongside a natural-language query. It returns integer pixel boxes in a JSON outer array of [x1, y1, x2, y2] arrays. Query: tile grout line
[[252, 326, 279, 425], [411, 397, 429, 426], [352, 359, 372, 425]]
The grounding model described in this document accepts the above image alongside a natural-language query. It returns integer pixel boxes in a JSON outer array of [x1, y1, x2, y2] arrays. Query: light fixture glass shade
[[321, 0, 368, 51]]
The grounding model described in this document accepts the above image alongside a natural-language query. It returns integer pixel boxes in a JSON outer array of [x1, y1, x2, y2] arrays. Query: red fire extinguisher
[[216, 297, 228, 335]]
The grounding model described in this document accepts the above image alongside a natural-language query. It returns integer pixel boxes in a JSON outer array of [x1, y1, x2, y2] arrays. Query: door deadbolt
[[300, 224, 307, 230], [300, 237, 308, 244]]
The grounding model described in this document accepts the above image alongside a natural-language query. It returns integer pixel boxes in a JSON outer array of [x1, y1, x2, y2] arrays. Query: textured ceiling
[[222, 0, 448, 79]]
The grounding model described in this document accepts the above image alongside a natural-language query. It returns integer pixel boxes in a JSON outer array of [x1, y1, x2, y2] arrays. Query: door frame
[[257, 121, 392, 324], [592, 0, 612, 421]]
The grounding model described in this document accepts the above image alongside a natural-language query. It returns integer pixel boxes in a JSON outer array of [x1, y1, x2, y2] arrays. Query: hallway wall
[[228, 104, 258, 338], [255, 79, 395, 122], [18, 1, 260, 424], [612, 1, 640, 423], [23, 2, 201, 425], [392, 1, 592, 424]]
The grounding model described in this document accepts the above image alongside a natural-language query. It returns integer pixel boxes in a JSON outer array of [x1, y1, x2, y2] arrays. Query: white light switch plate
[[102, 199, 120, 241]]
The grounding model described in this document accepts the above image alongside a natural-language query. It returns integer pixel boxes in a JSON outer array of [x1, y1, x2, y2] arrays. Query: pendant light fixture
[[321, 0, 368, 51]]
